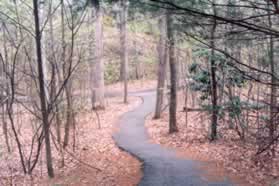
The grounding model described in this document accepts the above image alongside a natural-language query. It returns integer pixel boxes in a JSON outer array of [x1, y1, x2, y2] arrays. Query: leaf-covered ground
[[0, 80, 157, 186], [146, 92, 279, 186], [41, 96, 142, 186]]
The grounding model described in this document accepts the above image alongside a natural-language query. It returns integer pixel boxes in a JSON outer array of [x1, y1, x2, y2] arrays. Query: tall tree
[[32, 0, 54, 178], [90, 0, 105, 109], [119, 0, 129, 103], [209, 2, 218, 141], [39, 0, 50, 102], [61, 0, 75, 151], [166, 10, 178, 133], [154, 13, 167, 119], [267, 2, 276, 155]]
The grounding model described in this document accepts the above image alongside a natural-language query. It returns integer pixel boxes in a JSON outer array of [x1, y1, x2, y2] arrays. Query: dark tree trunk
[[210, 5, 218, 141], [210, 1, 218, 141], [32, 0, 54, 178]]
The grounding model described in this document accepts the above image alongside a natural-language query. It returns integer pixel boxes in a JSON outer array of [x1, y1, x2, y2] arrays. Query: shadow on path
[[113, 90, 232, 186]]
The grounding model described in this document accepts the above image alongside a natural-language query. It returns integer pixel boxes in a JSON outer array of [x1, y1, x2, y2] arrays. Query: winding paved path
[[113, 90, 232, 186]]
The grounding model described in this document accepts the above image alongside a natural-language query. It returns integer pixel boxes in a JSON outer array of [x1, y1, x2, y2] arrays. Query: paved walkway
[[113, 90, 232, 186]]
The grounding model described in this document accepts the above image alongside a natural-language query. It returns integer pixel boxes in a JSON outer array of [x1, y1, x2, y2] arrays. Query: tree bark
[[120, 0, 128, 103], [268, 6, 276, 155], [91, 3, 105, 109], [32, 0, 54, 178], [166, 11, 178, 133], [154, 14, 167, 119], [62, 0, 75, 150], [210, 3, 218, 141], [39, 0, 49, 102], [1, 24, 10, 153]]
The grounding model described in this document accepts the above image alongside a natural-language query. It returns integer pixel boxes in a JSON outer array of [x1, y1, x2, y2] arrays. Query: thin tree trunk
[[132, 20, 143, 80], [134, 37, 142, 79], [3, 15, 26, 174], [2, 111, 10, 153], [48, 0, 62, 147], [1, 26, 10, 153], [62, 0, 75, 150], [268, 6, 276, 155], [228, 86, 234, 129], [210, 3, 218, 141], [63, 83, 74, 149], [32, 0, 54, 178], [185, 86, 189, 127], [120, 0, 128, 103]]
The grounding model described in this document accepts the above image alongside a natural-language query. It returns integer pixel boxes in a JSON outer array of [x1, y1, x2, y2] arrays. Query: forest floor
[[146, 91, 279, 186], [40, 96, 142, 186], [3, 79, 278, 186], [0, 80, 156, 186]]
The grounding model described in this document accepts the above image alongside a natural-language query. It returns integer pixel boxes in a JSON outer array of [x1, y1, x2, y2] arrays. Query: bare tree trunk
[[131, 21, 142, 80], [134, 41, 142, 79], [91, 3, 105, 109], [268, 7, 276, 155], [2, 111, 10, 153], [184, 86, 189, 127], [63, 82, 74, 148], [228, 86, 234, 129], [210, 3, 218, 141], [1, 25, 10, 153], [53, 69, 62, 145], [47, 0, 62, 148], [61, 0, 69, 150], [120, 0, 128, 103], [39, 0, 50, 102], [2, 11, 27, 174], [166, 11, 178, 134], [32, 0, 54, 178], [61, 0, 75, 150], [154, 14, 167, 119], [0, 87, 9, 154]]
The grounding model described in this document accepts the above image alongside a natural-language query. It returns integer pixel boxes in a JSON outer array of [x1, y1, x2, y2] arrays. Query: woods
[[0, 0, 279, 185]]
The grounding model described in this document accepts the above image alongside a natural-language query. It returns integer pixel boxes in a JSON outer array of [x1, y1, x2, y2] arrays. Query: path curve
[[113, 90, 232, 186]]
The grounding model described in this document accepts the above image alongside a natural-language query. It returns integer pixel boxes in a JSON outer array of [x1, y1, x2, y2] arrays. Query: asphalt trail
[[113, 90, 232, 186]]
